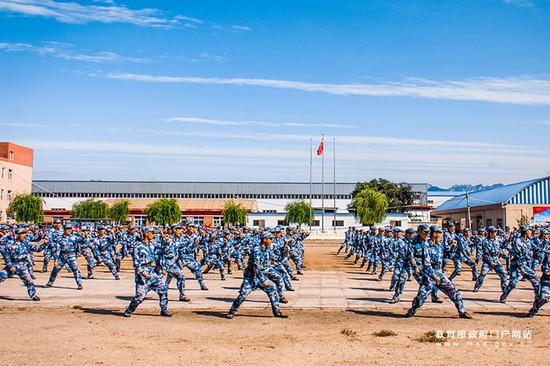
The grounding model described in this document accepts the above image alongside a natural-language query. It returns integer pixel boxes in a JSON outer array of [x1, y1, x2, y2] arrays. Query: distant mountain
[[428, 183, 504, 192]]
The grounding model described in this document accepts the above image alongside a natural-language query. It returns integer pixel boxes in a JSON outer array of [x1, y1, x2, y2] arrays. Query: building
[[0, 142, 33, 223], [32, 180, 428, 229], [433, 177, 550, 230]]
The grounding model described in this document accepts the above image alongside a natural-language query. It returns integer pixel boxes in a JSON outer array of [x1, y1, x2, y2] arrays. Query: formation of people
[[0, 219, 308, 318], [338, 223, 550, 318]]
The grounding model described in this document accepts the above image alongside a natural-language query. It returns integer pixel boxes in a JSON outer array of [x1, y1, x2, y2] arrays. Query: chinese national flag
[[316, 139, 324, 156]]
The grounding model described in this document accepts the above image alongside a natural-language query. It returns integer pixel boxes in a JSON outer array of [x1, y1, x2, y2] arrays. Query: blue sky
[[1, 0, 550, 186]]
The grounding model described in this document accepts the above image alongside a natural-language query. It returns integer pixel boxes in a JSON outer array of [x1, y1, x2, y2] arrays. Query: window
[[496, 218, 503, 229], [7, 190, 12, 201], [8, 151, 13, 160], [312, 220, 320, 227], [263, 210, 276, 213], [8, 169, 12, 180], [486, 219, 492, 227], [1, 167, 4, 178], [277, 220, 285, 226], [193, 217, 204, 226], [134, 216, 146, 227], [213, 217, 223, 227], [0, 189, 3, 200], [332, 220, 344, 227]]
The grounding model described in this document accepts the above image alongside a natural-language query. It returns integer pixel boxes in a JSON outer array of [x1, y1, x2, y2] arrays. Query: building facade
[[0, 142, 33, 223], [32, 180, 428, 229], [433, 177, 550, 230]]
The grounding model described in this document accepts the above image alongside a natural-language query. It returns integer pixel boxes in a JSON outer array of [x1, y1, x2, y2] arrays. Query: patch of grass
[[341, 328, 359, 339], [72, 304, 83, 310], [416, 330, 447, 343], [373, 329, 397, 337]]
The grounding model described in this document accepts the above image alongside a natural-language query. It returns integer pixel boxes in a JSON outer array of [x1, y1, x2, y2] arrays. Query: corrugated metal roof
[[33, 180, 427, 196], [434, 177, 550, 212], [103, 198, 258, 211]]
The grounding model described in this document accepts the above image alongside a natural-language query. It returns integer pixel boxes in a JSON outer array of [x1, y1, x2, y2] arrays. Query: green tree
[[352, 178, 415, 212], [72, 199, 109, 219], [109, 199, 130, 224], [350, 187, 388, 226], [223, 200, 247, 225], [7, 194, 44, 223], [144, 198, 181, 225], [285, 200, 313, 225]]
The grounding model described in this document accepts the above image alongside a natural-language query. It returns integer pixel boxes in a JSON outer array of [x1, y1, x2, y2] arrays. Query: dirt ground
[[1, 240, 548, 365]]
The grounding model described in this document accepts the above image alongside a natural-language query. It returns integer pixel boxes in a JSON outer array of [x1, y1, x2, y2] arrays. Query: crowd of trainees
[[338, 224, 550, 318], [0, 221, 308, 318]]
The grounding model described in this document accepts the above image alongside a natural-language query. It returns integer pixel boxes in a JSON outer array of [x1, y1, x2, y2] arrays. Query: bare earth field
[[1, 240, 548, 366]]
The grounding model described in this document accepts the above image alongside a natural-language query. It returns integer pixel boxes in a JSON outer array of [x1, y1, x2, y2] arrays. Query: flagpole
[[333, 137, 336, 233], [321, 133, 325, 232], [309, 138, 312, 232]]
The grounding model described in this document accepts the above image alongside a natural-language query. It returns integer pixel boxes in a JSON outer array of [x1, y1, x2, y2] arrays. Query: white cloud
[[0, 0, 198, 29], [229, 25, 251, 32], [0, 41, 150, 63], [0, 122, 49, 128], [162, 116, 356, 129], [20, 138, 550, 185], [106, 72, 550, 105], [191, 52, 228, 63], [503, 0, 535, 8]]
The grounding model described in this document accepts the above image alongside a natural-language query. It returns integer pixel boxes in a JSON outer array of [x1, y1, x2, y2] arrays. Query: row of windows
[[1, 168, 13, 180], [253, 219, 345, 227], [0, 189, 12, 201], [132, 215, 223, 227], [36, 192, 353, 200]]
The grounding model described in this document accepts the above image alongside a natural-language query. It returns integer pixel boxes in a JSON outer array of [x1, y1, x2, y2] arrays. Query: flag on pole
[[316, 138, 324, 156]]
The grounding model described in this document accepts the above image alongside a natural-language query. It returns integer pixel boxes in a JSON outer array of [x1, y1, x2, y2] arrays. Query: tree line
[[7, 179, 414, 226]]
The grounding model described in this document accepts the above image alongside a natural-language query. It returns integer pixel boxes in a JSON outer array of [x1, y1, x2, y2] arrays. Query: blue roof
[[434, 177, 550, 212]]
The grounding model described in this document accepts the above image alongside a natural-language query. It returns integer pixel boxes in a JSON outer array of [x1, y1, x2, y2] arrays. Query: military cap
[[464, 228, 472, 233], [260, 231, 273, 239], [128, 225, 135, 230], [447, 222, 455, 228], [417, 224, 430, 233], [405, 228, 415, 235], [143, 227, 155, 233], [63, 223, 73, 229], [393, 227, 403, 233], [97, 225, 105, 230], [430, 225, 442, 233], [15, 228, 26, 235], [81, 225, 90, 231], [520, 225, 531, 233], [54, 219, 62, 224]]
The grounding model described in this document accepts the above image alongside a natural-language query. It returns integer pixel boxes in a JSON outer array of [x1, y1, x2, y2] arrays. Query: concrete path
[[0, 267, 538, 314]]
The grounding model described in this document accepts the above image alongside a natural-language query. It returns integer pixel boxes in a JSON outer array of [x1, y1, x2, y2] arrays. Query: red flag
[[316, 139, 324, 156]]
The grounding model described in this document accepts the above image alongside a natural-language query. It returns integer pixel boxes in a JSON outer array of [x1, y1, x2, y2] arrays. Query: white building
[[0, 142, 33, 223]]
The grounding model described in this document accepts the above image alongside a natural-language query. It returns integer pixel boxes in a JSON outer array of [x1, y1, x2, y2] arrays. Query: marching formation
[[0, 220, 308, 318], [338, 223, 550, 318]]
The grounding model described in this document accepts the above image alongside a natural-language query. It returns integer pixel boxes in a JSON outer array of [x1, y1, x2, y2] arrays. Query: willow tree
[[223, 200, 246, 226], [109, 199, 130, 224], [8, 194, 44, 223], [350, 187, 388, 226], [144, 198, 181, 225], [285, 200, 313, 225], [72, 199, 109, 219]]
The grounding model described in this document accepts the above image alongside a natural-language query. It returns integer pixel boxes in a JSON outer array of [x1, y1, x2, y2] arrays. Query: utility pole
[[309, 138, 312, 232], [321, 134, 325, 232], [333, 137, 336, 233], [466, 191, 471, 229]]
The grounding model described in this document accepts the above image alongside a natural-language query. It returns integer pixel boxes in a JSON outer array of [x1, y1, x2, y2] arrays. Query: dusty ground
[[1, 239, 548, 365]]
